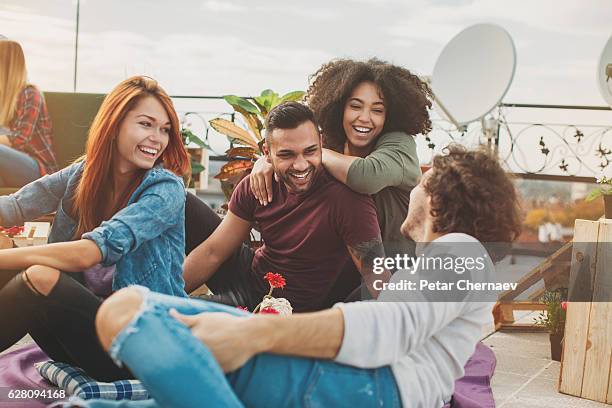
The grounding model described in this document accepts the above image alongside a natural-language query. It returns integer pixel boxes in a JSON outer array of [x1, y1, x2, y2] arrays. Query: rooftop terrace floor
[[484, 311, 609, 408]]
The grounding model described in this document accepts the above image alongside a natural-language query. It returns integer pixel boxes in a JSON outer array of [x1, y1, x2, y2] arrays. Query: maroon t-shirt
[[229, 169, 381, 312]]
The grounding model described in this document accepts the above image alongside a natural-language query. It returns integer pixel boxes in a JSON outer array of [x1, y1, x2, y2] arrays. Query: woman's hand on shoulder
[[249, 156, 275, 206]]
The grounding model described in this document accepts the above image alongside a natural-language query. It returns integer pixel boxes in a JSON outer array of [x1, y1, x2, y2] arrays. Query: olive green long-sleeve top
[[346, 131, 421, 256]]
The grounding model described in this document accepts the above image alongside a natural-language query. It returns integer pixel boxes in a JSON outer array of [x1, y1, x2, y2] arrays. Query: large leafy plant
[[209, 89, 305, 194]]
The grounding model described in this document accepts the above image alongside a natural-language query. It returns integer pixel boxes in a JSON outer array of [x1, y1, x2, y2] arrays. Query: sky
[[1, 0, 611, 175]]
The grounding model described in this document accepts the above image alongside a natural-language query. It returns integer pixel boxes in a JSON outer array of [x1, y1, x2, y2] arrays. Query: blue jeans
[[0, 144, 40, 187], [74, 286, 401, 408]]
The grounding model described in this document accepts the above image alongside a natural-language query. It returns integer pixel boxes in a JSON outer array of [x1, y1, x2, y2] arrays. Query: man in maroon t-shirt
[[184, 102, 389, 312]]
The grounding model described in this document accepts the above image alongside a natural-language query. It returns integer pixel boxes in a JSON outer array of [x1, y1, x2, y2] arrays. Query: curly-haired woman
[[0, 39, 58, 187], [250, 58, 433, 300]]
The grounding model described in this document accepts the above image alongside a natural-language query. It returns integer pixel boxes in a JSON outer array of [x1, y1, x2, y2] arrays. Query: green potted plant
[[534, 289, 567, 361], [586, 173, 612, 219], [180, 127, 209, 189], [209, 89, 305, 200]]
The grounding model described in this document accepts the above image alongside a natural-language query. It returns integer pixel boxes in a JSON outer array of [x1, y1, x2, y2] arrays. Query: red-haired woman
[[0, 76, 190, 381]]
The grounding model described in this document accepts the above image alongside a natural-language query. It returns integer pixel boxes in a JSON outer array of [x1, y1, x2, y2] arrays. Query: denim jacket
[[0, 161, 188, 297]]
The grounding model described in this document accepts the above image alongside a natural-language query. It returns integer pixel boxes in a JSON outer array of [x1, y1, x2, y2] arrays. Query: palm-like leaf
[[191, 161, 205, 175], [585, 189, 603, 202], [223, 96, 264, 140], [182, 128, 210, 149], [237, 108, 263, 140], [209, 118, 258, 149], [226, 147, 260, 159], [254, 89, 282, 117], [223, 95, 260, 115], [280, 90, 306, 103], [215, 160, 254, 180]]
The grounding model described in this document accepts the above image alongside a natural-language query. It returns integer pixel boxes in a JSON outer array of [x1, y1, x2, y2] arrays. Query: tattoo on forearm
[[348, 237, 385, 271]]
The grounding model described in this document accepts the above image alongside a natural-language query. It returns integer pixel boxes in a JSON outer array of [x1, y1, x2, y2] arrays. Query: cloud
[[2, 0, 611, 108], [0, 8, 76, 90], [385, 0, 611, 45], [202, 1, 246, 13], [72, 31, 333, 95]]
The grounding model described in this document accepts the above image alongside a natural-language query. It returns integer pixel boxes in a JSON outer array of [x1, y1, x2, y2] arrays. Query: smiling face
[[114, 95, 171, 174], [342, 81, 386, 153], [266, 120, 322, 194]]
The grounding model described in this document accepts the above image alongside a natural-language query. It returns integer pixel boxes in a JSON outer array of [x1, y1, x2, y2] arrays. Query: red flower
[[561, 301, 567, 311], [236, 306, 250, 312], [264, 272, 286, 289], [260, 307, 279, 315]]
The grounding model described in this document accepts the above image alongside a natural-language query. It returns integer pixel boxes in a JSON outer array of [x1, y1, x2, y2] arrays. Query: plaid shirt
[[8, 85, 58, 175], [36, 360, 149, 401]]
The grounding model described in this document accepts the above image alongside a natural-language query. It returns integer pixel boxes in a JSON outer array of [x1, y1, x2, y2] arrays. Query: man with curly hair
[[82, 144, 521, 408]]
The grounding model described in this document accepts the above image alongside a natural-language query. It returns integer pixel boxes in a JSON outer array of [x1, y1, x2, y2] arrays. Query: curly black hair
[[305, 58, 433, 151]]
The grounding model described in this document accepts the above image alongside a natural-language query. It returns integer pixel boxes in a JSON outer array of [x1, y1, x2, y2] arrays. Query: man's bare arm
[[257, 308, 344, 358], [347, 237, 391, 298], [183, 210, 252, 293], [171, 307, 345, 372]]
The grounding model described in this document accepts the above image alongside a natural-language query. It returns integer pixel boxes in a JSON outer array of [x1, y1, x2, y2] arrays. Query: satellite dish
[[431, 24, 516, 128], [597, 34, 612, 106]]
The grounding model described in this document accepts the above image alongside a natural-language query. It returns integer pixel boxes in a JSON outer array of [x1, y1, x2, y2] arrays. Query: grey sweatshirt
[[334, 233, 494, 407]]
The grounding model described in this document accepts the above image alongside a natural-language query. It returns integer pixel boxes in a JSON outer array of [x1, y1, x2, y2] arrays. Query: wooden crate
[[558, 219, 612, 404], [493, 241, 572, 332]]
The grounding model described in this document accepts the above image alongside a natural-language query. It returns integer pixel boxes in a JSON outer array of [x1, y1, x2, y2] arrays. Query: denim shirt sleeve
[[82, 173, 185, 266], [0, 163, 80, 225]]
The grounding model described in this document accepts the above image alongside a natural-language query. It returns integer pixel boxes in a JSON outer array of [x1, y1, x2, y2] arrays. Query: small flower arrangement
[[238, 272, 293, 315], [534, 289, 567, 335], [586, 174, 612, 202]]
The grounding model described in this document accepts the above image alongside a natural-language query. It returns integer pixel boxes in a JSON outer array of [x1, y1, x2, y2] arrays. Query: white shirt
[[334, 233, 494, 408]]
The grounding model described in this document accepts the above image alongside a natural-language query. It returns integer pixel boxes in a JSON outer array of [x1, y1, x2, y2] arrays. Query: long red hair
[[73, 76, 190, 238]]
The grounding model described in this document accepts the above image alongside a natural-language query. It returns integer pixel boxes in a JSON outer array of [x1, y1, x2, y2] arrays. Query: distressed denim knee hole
[[108, 285, 153, 366]]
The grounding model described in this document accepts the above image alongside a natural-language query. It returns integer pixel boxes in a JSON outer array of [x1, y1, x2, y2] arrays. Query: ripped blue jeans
[[73, 286, 401, 408]]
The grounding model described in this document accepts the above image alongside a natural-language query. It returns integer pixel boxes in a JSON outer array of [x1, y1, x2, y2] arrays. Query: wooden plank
[[497, 323, 549, 333], [607, 355, 612, 404], [581, 220, 612, 402], [542, 261, 571, 290], [582, 301, 612, 402], [559, 220, 600, 397], [528, 286, 546, 301], [495, 302, 548, 332], [493, 301, 548, 331], [498, 264, 543, 301], [499, 241, 572, 301], [499, 303, 515, 324], [504, 301, 546, 311], [568, 231, 597, 302]]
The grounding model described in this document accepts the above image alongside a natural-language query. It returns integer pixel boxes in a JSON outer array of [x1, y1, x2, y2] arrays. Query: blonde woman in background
[[0, 39, 58, 187]]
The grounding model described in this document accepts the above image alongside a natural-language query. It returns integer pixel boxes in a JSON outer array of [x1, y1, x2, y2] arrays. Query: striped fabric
[[35, 361, 149, 400]]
